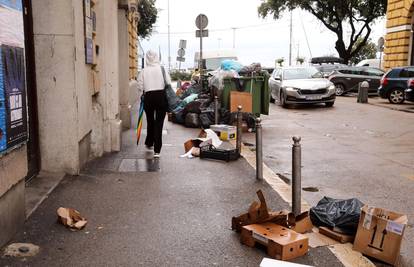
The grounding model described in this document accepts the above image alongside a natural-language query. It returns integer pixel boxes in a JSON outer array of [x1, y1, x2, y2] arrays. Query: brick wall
[[384, 0, 414, 69]]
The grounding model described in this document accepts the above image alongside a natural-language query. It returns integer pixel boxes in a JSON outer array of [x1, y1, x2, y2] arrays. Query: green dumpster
[[221, 75, 269, 116]]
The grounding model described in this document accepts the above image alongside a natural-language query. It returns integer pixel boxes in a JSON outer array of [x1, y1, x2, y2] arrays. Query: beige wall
[[384, 0, 414, 69], [0, 146, 27, 198]]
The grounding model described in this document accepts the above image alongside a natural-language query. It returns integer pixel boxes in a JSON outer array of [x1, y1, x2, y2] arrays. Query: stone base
[[0, 180, 25, 247]]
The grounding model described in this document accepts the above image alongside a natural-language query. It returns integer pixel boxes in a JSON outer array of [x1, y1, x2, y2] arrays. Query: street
[[245, 96, 414, 266]]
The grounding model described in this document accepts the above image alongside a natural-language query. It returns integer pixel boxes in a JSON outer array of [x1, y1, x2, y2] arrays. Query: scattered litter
[[319, 226, 354, 243], [260, 257, 313, 267], [310, 197, 364, 235], [97, 226, 104, 230], [304, 229, 339, 248], [3, 243, 40, 257], [57, 207, 88, 230], [353, 206, 408, 265]]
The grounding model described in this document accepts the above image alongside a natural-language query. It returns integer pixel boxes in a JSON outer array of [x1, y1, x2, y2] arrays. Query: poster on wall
[[84, 0, 93, 64], [2, 45, 27, 148], [0, 0, 26, 154]]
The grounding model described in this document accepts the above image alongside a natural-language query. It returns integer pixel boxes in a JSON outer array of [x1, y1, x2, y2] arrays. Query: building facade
[[0, 0, 140, 247], [384, 0, 414, 69]]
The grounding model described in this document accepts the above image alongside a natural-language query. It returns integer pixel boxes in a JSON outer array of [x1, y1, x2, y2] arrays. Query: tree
[[349, 38, 377, 65], [276, 58, 285, 66], [296, 57, 305, 65], [258, 0, 387, 64], [137, 0, 158, 39]]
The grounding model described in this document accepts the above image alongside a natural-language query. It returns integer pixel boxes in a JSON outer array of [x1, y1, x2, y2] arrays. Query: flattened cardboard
[[241, 223, 309, 261], [57, 207, 87, 230], [319, 227, 354, 243], [232, 190, 291, 232], [353, 205, 408, 266], [291, 211, 313, 234], [230, 91, 252, 113]]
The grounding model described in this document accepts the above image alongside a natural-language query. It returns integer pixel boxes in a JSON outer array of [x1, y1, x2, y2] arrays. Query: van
[[356, 59, 381, 69], [194, 49, 237, 71]]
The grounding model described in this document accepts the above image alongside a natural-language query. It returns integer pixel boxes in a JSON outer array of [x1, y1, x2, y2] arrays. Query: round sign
[[195, 14, 208, 30], [177, 48, 185, 57], [377, 37, 385, 48]]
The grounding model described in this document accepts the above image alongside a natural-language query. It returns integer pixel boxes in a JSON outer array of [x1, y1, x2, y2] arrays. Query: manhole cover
[[118, 159, 160, 172], [4, 243, 40, 257]]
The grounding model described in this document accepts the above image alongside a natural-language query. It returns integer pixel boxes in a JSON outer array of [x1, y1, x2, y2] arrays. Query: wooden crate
[[241, 223, 309, 261]]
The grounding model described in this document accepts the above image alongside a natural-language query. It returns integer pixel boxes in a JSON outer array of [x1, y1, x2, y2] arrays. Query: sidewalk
[[0, 120, 343, 266]]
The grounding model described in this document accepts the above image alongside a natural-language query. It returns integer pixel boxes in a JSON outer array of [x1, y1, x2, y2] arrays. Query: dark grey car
[[269, 67, 336, 108], [328, 66, 384, 96]]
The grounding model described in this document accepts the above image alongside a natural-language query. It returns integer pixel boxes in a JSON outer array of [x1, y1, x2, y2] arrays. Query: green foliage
[[258, 0, 387, 64], [350, 38, 377, 65], [170, 70, 192, 81], [296, 57, 305, 65], [276, 58, 284, 66], [138, 0, 157, 39]]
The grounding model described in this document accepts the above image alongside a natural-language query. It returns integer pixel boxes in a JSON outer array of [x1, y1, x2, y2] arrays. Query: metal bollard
[[256, 118, 263, 180], [292, 136, 302, 216], [357, 81, 369, 103], [214, 95, 219, 125], [236, 105, 243, 154]]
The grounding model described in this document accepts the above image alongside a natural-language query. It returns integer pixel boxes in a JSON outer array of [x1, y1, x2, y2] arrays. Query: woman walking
[[137, 50, 171, 158]]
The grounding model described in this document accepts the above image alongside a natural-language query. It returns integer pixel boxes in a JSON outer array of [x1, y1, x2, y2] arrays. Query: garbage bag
[[309, 197, 364, 235], [164, 86, 181, 112], [220, 59, 243, 72], [185, 113, 200, 128], [184, 99, 210, 114], [182, 94, 198, 106], [239, 63, 262, 75], [229, 112, 257, 131], [199, 111, 215, 129], [172, 106, 186, 124], [180, 85, 202, 100]]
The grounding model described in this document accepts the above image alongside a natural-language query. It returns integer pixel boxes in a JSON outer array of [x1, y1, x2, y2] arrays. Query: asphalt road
[[248, 96, 414, 266]]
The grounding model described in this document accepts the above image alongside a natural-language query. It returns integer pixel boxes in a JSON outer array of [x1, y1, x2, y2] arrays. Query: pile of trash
[[233, 192, 408, 265], [168, 60, 268, 130]]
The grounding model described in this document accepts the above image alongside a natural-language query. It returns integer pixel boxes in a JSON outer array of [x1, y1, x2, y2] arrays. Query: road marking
[[240, 144, 375, 267]]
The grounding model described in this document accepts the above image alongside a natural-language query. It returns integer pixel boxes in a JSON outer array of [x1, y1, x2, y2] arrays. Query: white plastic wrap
[[208, 69, 239, 91], [0, 5, 24, 48]]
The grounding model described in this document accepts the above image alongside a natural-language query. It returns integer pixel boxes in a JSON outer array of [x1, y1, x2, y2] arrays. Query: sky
[[140, 0, 386, 69]]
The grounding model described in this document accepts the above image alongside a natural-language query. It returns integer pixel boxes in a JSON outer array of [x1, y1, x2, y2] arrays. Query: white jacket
[[137, 50, 171, 95]]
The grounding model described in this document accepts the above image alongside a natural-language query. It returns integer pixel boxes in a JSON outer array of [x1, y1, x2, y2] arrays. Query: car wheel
[[334, 84, 346, 96], [388, 88, 405, 104], [280, 91, 288, 108], [325, 102, 334, 107]]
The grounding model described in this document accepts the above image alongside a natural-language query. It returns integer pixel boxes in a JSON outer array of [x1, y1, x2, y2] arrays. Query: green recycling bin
[[221, 75, 269, 116]]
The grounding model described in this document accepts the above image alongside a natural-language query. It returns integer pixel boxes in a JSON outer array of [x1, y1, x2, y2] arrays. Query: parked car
[[328, 66, 384, 96], [310, 56, 347, 77], [269, 66, 336, 108], [314, 64, 348, 77], [356, 59, 381, 69], [405, 78, 414, 102], [378, 66, 414, 104]]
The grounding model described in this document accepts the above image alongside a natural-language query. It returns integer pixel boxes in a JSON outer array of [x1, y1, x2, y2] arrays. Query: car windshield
[[283, 68, 323, 80]]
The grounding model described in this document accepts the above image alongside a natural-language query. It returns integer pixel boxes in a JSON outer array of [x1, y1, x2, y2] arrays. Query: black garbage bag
[[229, 112, 257, 131], [310, 197, 364, 235], [185, 113, 200, 128], [172, 106, 186, 124], [199, 111, 215, 129], [180, 85, 202, 100], [165, 86, 181, 111]]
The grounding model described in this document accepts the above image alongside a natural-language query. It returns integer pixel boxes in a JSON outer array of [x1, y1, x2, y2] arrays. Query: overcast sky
[[140, 0, 386, 69]]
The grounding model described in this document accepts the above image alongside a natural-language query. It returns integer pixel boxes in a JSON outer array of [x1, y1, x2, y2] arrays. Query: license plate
[[306, 95, 322, 100]]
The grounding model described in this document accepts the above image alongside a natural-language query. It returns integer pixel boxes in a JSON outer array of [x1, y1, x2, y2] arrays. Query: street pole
[[256, 118, 263, 180], [199, 29, 203, 72], [167, 0, 171, 71], [289, 10, 293, 66], [214, 96, 219, 124], [292, 136, 302, 216], [236, 106, 243, 155], [232, 27, 236, 49]]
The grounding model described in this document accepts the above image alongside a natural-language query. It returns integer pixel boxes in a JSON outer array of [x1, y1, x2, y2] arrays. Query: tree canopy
[[258, 0, 387, 64], [137, 0, 157, 39], [349, 38, 377, 65]]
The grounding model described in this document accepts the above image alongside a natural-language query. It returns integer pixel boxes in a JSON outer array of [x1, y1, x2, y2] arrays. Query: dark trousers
[[144, 90, 167, 153]]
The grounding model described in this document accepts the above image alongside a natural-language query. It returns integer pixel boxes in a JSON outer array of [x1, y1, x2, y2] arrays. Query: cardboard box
[[319, 227, 354, 243], [353, 206, 408, 266], [210, 124, 237, 141], [230, 91, 252, 113], [241, 223, 309, 260]]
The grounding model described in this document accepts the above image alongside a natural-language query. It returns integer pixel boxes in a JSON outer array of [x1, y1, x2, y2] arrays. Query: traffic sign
[[195, 14, 208, 30], [179, 40, 187, 49], [176, 56, 185, 62], [196, 30, 209, 38], [177, 48, 185, 57]]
